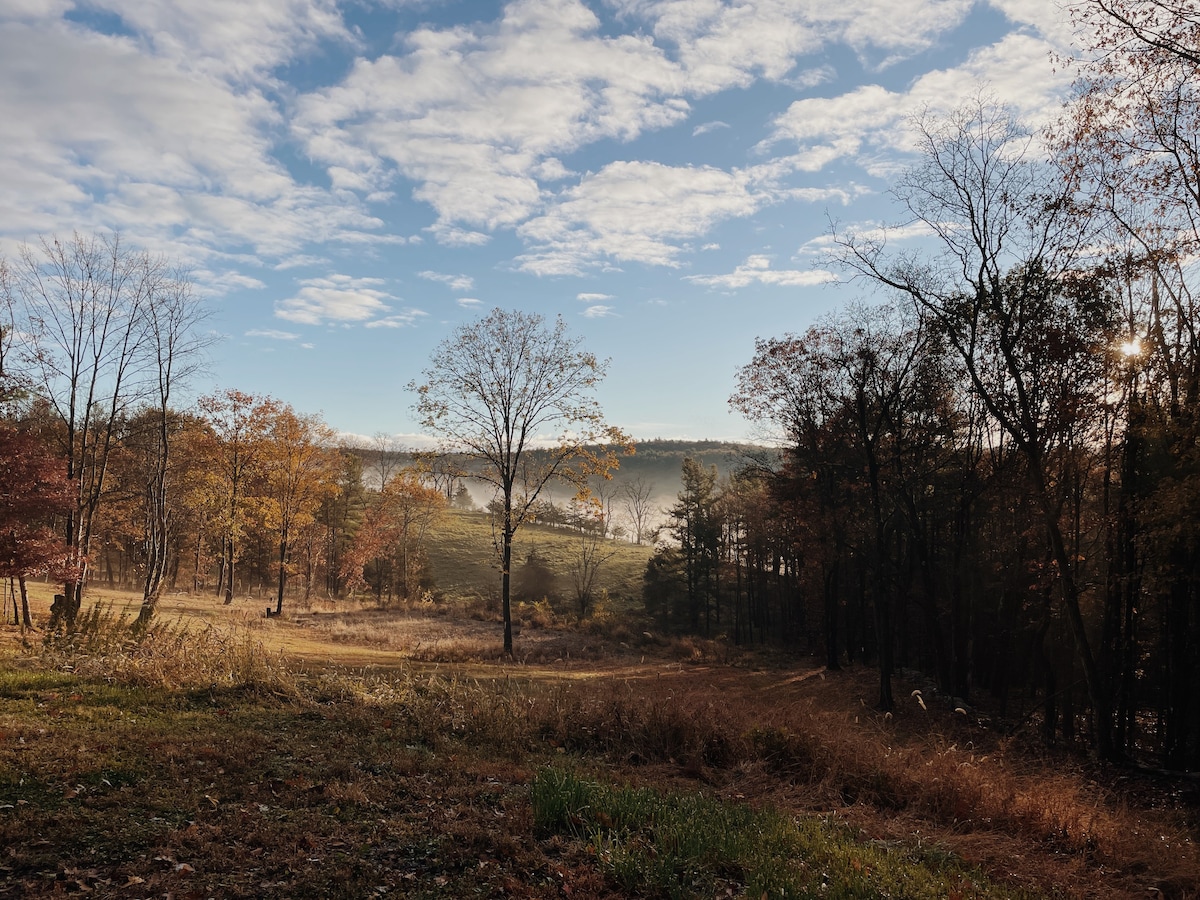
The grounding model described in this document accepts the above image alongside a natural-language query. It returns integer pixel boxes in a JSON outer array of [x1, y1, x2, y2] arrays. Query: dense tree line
[[0, 242, 446, 623], [642, 2, 1200, 768]]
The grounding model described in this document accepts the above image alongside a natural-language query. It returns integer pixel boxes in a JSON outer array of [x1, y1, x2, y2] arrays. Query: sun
[[1119, 337, 1142, 358]]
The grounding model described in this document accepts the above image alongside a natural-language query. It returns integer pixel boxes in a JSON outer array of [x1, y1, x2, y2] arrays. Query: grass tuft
[[531, 768, 1036, 899]]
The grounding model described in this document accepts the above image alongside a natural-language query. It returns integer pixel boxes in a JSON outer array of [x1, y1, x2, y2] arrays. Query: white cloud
[[685, 253, 837, 288], [0, 16, 383, 270], [198, 270, 268, 294], [424, 225, 492, 247], [364, 308, 428, 328], [0, 0, 1078, 298], [2, 0, 71, 22], [783, 63, 835, 90], [274, 254, 330, 270], [418, 270, 475, 292], [609, 0, 818, 91], [692, 120, 729, 137], [294, 0, 690, 234], [576, 292, 612, 301], [516, 160, 770, 274], [533, 158, 575, 181], [764, 32, 1071, 176], [609, 0, 973, 86], [85, 0, 352, 82], [986, 0, 1076, 45], [283, 0, 981, 268], [275, 274, 393, 325], [783, 185, 871, 204], [581, 304, 616, 318], [457, 297, 484, 308], [246, 328, 301, 340], [796, 220, 936, 256], [830, 0, 973, 60]]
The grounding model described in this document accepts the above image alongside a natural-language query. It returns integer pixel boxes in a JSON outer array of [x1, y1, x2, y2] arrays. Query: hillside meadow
[[422, 510, 656, 616], [1, 560, 1198, 898]]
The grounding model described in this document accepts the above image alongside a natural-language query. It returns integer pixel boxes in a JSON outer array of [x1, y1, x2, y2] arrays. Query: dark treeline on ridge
[[642, 0, 1200, 770]]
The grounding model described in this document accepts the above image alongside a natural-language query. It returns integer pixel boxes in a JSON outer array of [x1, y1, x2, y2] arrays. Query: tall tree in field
[[412, 308, 629, 655], [138, 278, 214, 622], [259, 405, 341, 617], [1, 233, 203, 629], [198, 390, 278, 605]]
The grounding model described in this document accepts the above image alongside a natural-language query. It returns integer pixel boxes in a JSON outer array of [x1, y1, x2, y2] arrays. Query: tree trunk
[[1032, 462, 1115, 759], [224, 538, 235, 605], [275, 533, 287, 617], [502, 516, 514, 656]]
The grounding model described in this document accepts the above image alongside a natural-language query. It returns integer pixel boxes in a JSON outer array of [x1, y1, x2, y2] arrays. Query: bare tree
[[835, 99, 1118, 754], [413, 449, 463, 501], [137, 274, 215, 624], [568, 506, 617, 619], [2, 233, 201, 629], [619, 476, 656, 544], [0, 261, 15, 407], [411, 308, 630, 655], [370, 431, 405, 489]]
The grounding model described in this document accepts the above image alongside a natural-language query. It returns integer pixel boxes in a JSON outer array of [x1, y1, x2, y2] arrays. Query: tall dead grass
[[35, 603, 301, 697], [500, 675, 1198, 895], [369, 669, 1195, 894]]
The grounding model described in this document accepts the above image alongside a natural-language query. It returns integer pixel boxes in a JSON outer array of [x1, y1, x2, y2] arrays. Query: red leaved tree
[[0, 423, 75, 628]]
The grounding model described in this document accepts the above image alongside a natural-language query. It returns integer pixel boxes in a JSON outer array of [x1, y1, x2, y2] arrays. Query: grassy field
[[0, 582, 1197, 898], [423, 509, 656, 612]]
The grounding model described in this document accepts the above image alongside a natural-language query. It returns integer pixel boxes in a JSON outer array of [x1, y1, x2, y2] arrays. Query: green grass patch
[[531, 768, 1041, 899], [426, 509, 654, 613]]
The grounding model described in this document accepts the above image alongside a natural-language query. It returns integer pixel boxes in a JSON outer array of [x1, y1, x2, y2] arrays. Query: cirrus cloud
[[685, 254, 837, 289]]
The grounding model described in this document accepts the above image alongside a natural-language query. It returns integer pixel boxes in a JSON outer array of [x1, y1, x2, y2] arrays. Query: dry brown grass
[[502, 668, 1199, 898]]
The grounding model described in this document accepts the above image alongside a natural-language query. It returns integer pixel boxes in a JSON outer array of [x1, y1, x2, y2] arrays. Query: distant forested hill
[[599, 439, 773, 505], [350, 438, 776, 518]]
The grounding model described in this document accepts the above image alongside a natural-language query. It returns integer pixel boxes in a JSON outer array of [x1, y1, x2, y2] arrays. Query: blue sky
[[0, 0, 1077, 445]]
